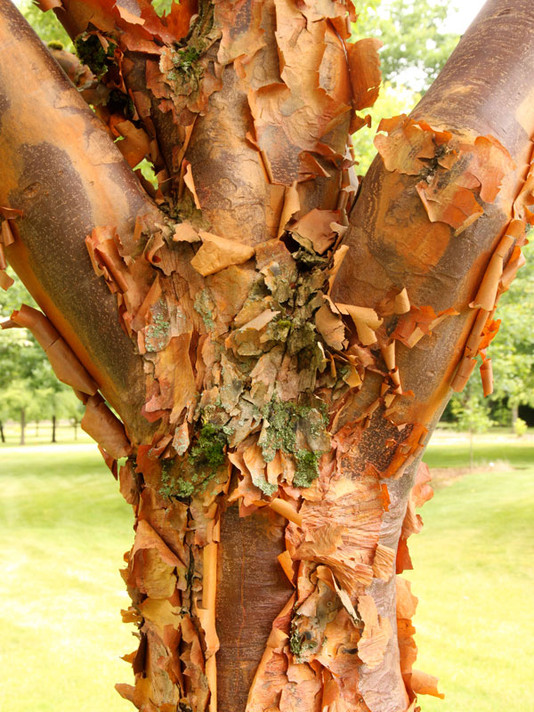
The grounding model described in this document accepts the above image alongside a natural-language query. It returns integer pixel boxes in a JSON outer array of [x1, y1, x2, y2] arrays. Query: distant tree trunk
[[2, 1, 534, 711], [51, 414, 57, 443], [73, 418, 78, 441], [0, 420, 4, 443], [511, 403, 519, 426], [19, 408, 25, 446]]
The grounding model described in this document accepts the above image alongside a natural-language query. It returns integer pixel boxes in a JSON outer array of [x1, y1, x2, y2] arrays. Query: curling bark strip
[[1, 1, 534, 712]]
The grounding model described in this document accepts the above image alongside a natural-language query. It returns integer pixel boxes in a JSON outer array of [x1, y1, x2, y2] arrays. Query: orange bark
[[1, 1, 534, 711]]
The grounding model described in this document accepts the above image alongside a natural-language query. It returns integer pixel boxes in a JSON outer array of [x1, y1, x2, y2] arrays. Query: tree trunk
[[0, 420, 4, 443], [19, 407, 25, 446], [1, 1, 534, 711], [511, 403, 519, 426], [52, 414, 57, 443]]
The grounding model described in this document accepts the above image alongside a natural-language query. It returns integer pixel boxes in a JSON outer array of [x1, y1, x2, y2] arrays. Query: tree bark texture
[[1, 1, 534, 711]]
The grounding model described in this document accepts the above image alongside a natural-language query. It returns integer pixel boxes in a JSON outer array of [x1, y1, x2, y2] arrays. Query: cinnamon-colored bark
[[1, 1, 534, 712], [0, 0, 160, 439]]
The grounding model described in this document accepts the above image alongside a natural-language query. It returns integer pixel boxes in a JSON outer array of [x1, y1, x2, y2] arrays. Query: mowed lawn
[[415, 435, 534, 711], [0, 446, 133, 712], [0, 434, 533, 711]]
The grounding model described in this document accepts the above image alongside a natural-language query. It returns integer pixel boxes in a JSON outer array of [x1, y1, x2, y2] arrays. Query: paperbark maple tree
[[1, 0, 534, 710]]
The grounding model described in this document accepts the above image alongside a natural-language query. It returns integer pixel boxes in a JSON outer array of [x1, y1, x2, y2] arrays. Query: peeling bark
[[1, 1, 534, 711]]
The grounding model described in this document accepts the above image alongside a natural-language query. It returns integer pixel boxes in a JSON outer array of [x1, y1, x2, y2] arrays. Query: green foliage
[[438, 210, 534, 433], [1, 380, 42, 422], [18, 0, 72, 50], [135, 158, 159, 188], [151, 0, 175, 17], [354, 0, 460, 90], [486, 239, 534, 411], [41, 386, 84, 422], [0, 313, 50, 393], [0, 270, 75, 426], [351, 0, 462, 171], [513, 417, 528, 438], [0, 266, 37, 315], [450, 382, 492, 436], [352, 82, 420, 173]]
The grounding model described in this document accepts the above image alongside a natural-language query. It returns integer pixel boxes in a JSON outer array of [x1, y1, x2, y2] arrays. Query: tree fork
[[1, 1, 534, 712]]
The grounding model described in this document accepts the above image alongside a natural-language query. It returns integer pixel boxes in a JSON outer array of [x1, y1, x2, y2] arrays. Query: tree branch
[[330, 0, 534, 704], [0, 0, 162, 441], [334, 0, 534, 422]]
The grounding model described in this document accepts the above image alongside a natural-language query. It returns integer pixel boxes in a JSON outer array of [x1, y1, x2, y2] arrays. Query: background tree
[[1, 2, 534, 712], [354, 0, 459, 90], [16, 0, 72, 46], [0, 269, 77, 442], [54, 385, 86, 439], [444, 237, 534, 428], [352, 1, 462, 172], [0, 282, 48, 444], [35, 382, 85, 441], [2, 380, 37, 444], [486, 245, 534, 419], [0, 352, 70, 443], [449, 381, 492, 469]]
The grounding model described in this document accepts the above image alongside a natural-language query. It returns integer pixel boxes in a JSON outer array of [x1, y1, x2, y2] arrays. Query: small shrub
[[513, 417, 528, 438]]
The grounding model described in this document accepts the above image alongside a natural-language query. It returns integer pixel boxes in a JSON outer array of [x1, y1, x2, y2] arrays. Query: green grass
[[423, 429, 534, 469], [1, 436, 534, 710], [407, 464, 534, 711], [0, 445, 133, 712]]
